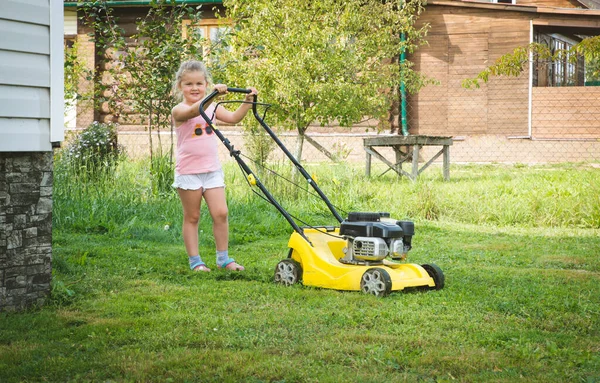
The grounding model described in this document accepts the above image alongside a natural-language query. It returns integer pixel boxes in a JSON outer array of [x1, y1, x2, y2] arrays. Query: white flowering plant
[[63, 121, 124, 174]]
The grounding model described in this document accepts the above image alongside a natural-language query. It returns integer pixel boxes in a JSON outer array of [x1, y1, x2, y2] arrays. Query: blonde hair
[[172, 60, 213, 101]]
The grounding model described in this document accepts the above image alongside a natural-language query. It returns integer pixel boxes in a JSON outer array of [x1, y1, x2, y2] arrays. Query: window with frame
[[534, 32, 585, 87], [182, 19, 231, 57]]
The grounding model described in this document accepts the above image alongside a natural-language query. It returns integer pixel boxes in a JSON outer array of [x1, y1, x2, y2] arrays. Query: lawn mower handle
[[199, 87, 256, 113], [226, 87, 252, 94], [197, 88, 310, 238], [197, 87, 344, 241], [201, 87, 344, 224]]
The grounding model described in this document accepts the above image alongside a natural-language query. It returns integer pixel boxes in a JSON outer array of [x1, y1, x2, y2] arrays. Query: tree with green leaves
[[120, 1, 203, 161], [463, 35, 600, 89], [74, 0, 204, 194], [119, 1, 203, 194], [215, 0, 430, 162]]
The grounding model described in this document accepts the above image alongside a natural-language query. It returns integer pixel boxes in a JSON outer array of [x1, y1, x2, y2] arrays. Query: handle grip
[[227, 87, 251, 94]]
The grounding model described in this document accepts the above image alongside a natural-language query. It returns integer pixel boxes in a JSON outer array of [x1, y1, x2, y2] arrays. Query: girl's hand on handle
[[244, 87, 258, 102], [214, 84, 228, 95]]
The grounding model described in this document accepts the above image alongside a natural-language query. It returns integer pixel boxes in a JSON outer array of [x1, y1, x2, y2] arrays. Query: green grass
[[1, 158, 599, 382]]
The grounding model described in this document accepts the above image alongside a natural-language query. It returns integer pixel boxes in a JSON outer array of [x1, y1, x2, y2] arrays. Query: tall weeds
[[53, 152, 177, 235], [54, 157, 600, 234]]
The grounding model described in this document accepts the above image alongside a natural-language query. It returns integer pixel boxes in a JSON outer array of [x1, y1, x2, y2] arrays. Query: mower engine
[[339, 212, 414, 265]]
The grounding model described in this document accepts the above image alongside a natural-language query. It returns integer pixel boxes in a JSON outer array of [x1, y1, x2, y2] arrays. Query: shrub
[[62, 121, 123, 174]]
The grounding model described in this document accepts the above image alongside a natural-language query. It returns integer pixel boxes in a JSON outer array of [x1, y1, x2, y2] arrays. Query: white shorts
[[172, 169, 225, 191]]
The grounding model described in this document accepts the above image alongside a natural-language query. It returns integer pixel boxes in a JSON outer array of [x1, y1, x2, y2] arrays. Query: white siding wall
[[0, 0, 64, 152]]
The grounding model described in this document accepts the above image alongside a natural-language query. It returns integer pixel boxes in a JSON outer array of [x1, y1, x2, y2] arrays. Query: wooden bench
[[364, 135, 453, 181]]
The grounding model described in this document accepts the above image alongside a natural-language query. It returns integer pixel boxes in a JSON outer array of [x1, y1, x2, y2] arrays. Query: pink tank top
[[174, 104, 221, 175]]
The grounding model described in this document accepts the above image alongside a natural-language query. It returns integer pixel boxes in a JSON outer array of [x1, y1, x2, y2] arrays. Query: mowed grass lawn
[[1, 161, 599, 382]]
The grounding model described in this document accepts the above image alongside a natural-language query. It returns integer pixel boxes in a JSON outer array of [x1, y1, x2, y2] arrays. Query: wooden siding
[[448, 33, 489, 134], [73, 1, 600, 143], [0, 0, 63, 151], [532, 87, 600, 138], [408, 35, 449, 134], [408, 6, 532, 137]]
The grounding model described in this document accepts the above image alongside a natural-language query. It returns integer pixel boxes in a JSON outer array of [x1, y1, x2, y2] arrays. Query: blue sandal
[[217, 258, 245, 271], [190, 257, 211, 272]]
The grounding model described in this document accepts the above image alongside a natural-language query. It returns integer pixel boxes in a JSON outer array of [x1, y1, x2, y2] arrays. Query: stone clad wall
[[0, 152, 53, 312]]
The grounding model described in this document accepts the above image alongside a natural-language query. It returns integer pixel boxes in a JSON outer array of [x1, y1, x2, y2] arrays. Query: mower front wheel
[[274, 259, 302, 286], [360, 268, 392, 297]]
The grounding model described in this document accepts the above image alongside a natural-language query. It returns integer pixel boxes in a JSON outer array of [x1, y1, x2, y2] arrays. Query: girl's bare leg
[[177, 188, 203, 256], [202, 187, 229, 251], [204, 187, 243, 271]]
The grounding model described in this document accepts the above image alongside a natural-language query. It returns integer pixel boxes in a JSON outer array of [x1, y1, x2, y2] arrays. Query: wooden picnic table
[[363, 135, 453, 181]]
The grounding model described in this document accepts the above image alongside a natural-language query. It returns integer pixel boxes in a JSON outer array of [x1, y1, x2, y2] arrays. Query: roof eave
[[64, 0, 222, 7], [429, 0, 600, 16]]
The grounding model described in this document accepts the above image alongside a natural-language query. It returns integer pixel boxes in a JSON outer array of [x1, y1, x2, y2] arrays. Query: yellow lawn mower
[[200, 88, 444, 297]]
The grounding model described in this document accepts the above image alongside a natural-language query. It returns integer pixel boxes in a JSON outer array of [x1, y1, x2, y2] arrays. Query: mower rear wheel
[[274, 259, 302, 286], [421, 263, 445, 290], [360, 268, 392, 297]]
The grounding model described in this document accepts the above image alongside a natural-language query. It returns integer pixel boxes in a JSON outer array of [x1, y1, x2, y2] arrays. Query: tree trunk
[[169, 108, 174, 165], [292, 125, 307, 181], [155, 101, 163, 158], [294, 131, 305, 165], [148, 105, 153, 162]]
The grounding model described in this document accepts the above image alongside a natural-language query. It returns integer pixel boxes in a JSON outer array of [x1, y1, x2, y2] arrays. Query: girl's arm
[[171, 84, 230, 125], [215, 87, 258, 124], [171, 103, 198, 125]]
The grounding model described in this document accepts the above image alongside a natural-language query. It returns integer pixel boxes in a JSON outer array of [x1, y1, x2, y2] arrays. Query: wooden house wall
[[408, 6, 531, 137], [532, 87, 600, 138], [75, 3, 600, 142]]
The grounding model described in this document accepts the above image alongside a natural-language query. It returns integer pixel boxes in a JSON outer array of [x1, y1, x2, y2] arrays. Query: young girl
[[171, 60, 257, 272]]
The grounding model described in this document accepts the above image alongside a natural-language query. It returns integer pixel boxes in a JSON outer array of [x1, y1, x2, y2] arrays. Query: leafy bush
[[62, 121, 123, 174], [243, 120, 276, 168]]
